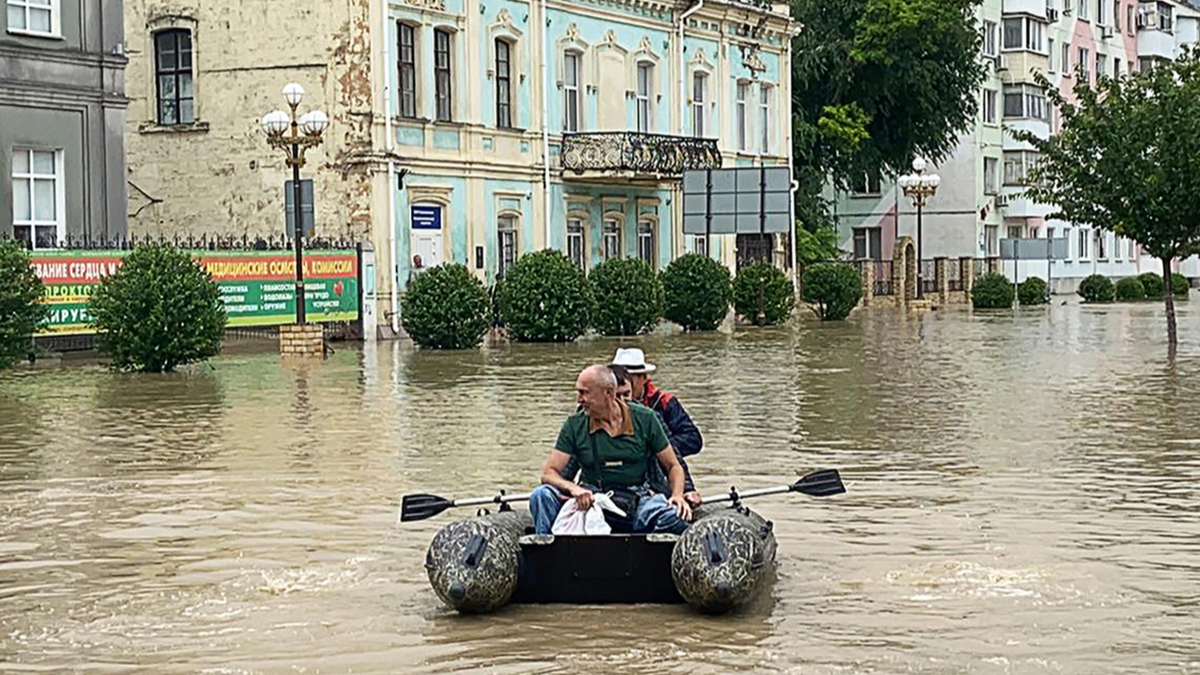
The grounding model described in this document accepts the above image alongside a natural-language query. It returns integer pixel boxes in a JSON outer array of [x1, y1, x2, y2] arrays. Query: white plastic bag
[[551, 491, 628, 535]]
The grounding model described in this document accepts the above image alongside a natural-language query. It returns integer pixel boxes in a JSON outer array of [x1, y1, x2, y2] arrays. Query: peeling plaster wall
[[124, 0, 375, 240]]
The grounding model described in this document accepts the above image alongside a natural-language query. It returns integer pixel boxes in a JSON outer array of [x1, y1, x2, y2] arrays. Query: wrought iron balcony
[[561, 132, 722, 179]]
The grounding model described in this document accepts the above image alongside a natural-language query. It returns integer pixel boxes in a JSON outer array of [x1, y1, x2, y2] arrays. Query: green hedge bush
[[1018, 276, 1049, 306], [1137, 272, 1164, 297], [1171, 272, 1190, 297], [1114, 277, 1146, 301], [732, 262, 795, 326], [0, 240, 50, 369], [801, 262, 861, 321], [88, 244, 226, 372], [971, 274, 1015, 309], [1077, 274, 1114, 303], [588, 258, 663, 336], [498, 249, 593, 342], [401, 263, 491, 349], [660, 254, 732, 331]]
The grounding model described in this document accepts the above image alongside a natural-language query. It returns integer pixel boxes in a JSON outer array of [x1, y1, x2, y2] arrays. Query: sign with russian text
[[411, 205, 442, 229], [31, 249, 359, 335]]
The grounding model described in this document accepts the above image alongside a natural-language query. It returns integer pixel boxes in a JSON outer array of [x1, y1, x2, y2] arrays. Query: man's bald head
[[575, 364, 617, 417]]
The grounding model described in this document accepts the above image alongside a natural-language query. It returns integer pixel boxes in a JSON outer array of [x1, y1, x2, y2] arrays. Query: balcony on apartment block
[[560, 132, 722, 184]]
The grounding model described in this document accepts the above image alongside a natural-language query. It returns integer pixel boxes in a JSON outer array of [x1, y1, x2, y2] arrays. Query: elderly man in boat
[[529, 364, 693, 535]]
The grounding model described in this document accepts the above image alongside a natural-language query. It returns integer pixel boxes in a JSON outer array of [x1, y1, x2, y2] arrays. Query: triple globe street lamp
[[898, 157, 940, 299], [261, 83, 329, 325]]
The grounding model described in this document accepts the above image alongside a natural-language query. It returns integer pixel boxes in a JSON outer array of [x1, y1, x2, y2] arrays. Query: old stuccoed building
[[1, 0, 128, 247]]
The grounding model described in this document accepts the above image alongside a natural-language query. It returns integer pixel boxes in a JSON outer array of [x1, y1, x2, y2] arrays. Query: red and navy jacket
[[640, 381, 703, 458]]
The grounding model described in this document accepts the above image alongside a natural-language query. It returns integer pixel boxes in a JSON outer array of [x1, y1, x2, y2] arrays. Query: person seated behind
[[559, 364, 699, 504], [530, 364, 692, 536]]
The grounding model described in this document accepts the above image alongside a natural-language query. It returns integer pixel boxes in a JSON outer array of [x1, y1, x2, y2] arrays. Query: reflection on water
[[2, 301, 1200, 673]]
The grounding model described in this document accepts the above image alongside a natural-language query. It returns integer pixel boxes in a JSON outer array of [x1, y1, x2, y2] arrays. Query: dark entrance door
[[736, 234, 773, 270]]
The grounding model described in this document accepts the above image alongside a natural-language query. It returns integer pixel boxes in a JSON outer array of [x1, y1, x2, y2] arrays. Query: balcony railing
[[561, 132, 722, 177]]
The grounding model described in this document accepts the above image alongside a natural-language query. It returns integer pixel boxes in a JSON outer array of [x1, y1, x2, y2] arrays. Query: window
[[694, 235, 708, 258], [1114, 0, 1121, 28], [1078, 47, 1090, 82], [637, 220, 655, 267], [497, 215, 517, 278], [983, 20, 997, 56], [1003, 17, 1045, 50], [1004, 151, 1039, 185], [1003, 18, 1023, 49], [852, 171, 882, 195], [564, 52, 580, 132], [398, 23, 417, 119], [1128, 239, 1135, 258], [692, 73, 707, 137], [983, 89, 997, 123], [852, 228, 882, 260], [495, 39, 512, 128], [567, 218, 585, 269], [1095, 230, 1107, 259], [1114, 58, 1120, 78], [760, 85, 772, 154], [5, 0, 58, 35], [1159, 4, 1173, 31], [1127, 5, 1134, 33], [1048, 38, 1055, 71], [1139, 56, 1154, 73], [603, 218, 621, 259], [986, 226, 999, 256], [1003, 84, 1047, 120], [736, 82, 748, 151], [1078, 228, 1089, 259], [1097, 53, 1107, 80], [1062, 42, 1071, 74], [284, 179, 314, 238], [434, 29, 452, 122], [1078, 0, 1088, 19], [11, 149, 63, 250], [1026, 20, 1044, 51], [636, 63, 652, 133], [1097, 0, 1105, 23], [1008, 225, 1024, 240], [154, 29, 194, 125], [984, 157, 999, 194]]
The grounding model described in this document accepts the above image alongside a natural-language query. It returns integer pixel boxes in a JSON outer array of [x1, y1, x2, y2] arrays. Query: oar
[[400, 490, 531, 523], [704, 469, 846, 505]]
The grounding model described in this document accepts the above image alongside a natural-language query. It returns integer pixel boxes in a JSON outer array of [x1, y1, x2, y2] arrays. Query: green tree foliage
[[401, 263, 491, 349], [588, 258, 664, 336], [801, 262, 861, 320], [0, 240, 50, 369], [971, 273, 1014, 309], [732, 262, 795, 326], [791, 0, 984, 231], [1018, 276, 1049, 306], [1137, 272, 1164, 298], [88, 244, 226, 372], [1077, 274, 1115, 303], [1114, 277, 1147, 301], [795, 223, 843, 267], [660, 254, 732, 331], [498, 249, 593, 342], [1016, 50, 1200, 346]]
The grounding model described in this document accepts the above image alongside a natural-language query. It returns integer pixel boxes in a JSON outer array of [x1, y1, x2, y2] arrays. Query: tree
[[401, 263, 491, 349], [0, 240, 49, 368], [1015, 51, 1200, 347], [791, 0, 984, 231]]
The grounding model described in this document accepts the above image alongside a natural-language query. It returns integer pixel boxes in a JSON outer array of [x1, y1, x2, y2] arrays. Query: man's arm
[[661, 399, 703, 457], [541, 449, 592, 508], [655, 445, 692, 521]]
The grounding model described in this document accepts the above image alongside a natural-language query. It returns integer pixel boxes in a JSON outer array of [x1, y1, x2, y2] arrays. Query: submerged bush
[[588, 258, 663, 336], [1114, 277, 1146, 301], [971, 274, 1014, 309], [1137, 272, 1164, 297], [1171, 272, 1190, 297], [498, 249, 593, 342], [1077, 274, 1114, 303], [402, 263, 491, 349], [801, 262, 861, 321], [733, 262, 795, 326], [1018, 276, 1049, 306], [0, 240, 49, 368], [660, 254, 732, 331]]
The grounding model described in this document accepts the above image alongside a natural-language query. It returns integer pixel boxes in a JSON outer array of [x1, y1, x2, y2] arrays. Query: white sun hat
[[611, 347, 656, 374]]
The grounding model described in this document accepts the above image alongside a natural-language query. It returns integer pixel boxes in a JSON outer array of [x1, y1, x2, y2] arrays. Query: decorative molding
[[401, 0, 447, 11], [408, 183, 455, 206], [486, 9, 525, 81], [561, 132, 722, 176]]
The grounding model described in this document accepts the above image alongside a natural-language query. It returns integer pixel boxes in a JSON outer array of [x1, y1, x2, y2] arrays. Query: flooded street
[[2, 302, 1200, 674]]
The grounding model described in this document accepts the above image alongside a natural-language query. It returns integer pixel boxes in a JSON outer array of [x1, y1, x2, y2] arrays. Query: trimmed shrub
[[732, 262, 795, 326], [401, 263, 491, 349], [1114, 277, 1146, 301], [1171, 272, 1190, 297], [660, 254, 732, 331], [801, 262, 861, 321], [588, 258, 663, 336], [1077, 274, 1114, 303], [972, 274, 1015, 309], [88, 244, 226, 372], [1018, 276, 1049, 306], [0, 240, 50, 369], [1137, 272, 1164, 297], [498, 249, 593, 342]]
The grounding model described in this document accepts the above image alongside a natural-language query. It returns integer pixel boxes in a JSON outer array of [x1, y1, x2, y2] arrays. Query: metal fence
[[873, 260, 894, 296], [947, 258, 964, 291], [919, 260, 937, 295], [974, 258, 989, 279]]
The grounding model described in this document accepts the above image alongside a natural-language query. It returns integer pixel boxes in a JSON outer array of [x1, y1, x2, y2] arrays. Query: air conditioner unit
[[995, 194, 1010, 207], [1063, 6, 1072, 15], [996, 55, 1008, 71], [1047, 8, 1059, 21], [1102, 25, 1115, 38]]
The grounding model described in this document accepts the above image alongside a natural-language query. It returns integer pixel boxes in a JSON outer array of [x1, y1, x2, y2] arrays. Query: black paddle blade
[[401, 494, 453, 522], [791, 469, 846, 497]]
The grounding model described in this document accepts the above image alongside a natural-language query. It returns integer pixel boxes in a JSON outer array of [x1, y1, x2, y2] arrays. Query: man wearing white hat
[[611, 347, 703, 507]]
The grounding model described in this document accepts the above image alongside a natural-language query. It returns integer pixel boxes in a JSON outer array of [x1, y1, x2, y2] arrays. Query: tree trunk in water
[[1162, 257, 1177, 348]]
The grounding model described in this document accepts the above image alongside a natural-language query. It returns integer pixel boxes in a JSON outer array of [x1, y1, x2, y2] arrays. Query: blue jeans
[[529, 484, 689, 536]]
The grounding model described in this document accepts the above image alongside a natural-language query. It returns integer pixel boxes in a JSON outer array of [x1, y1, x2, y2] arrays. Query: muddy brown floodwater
[[2, 302, 1199, 674]]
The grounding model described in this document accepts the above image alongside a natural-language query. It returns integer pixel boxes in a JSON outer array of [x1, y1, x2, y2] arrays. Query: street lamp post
[[898, 157, 940, 299], [261, 83, 329, 325]]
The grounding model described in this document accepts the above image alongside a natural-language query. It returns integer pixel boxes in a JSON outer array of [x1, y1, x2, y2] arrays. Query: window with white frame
[[1003, 84, 1048, 120], [1062, 42, 1071, 75], [1078, 0, 1088, 19], [603, 217, 621, 259], [1003, 150, 1039, 185], [984, 157, 999, 194], [1078, 228, 1089, 259], [983, 20, 997, 56], [1095, 230, 1107, 259], [693, 234, 708, 258], [398, 23, 418, 119], [692, 72, 707, 137], [1003, 17, 1045, 51], [1078, 47, 1090, 81], [637, 219, 655, 267], [1114, 0, 1121, 29], [434, 28, 453, 122], [986, 225, 999, 255], [852, 171, 882, 195], [11, 148, 63, 250], [1048, 38, 1056, 71], [636, 63, 652, 133], [736, 82, 748, 151], [983, 88, 997, 123], [154, 29, 195, 125], [759, 85, 772, 154], [1097, 53, 1107, 80], [6, 0, 59, 36], [495, 38, 513, 128], [564, 52, 580, 132], [497, 215, 517, 278], [567, 218, 585, 269]]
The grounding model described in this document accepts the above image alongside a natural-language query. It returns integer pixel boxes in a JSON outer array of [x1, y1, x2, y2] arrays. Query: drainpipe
[[541, 0, 552, 249], [381, 0, 400, 334]]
